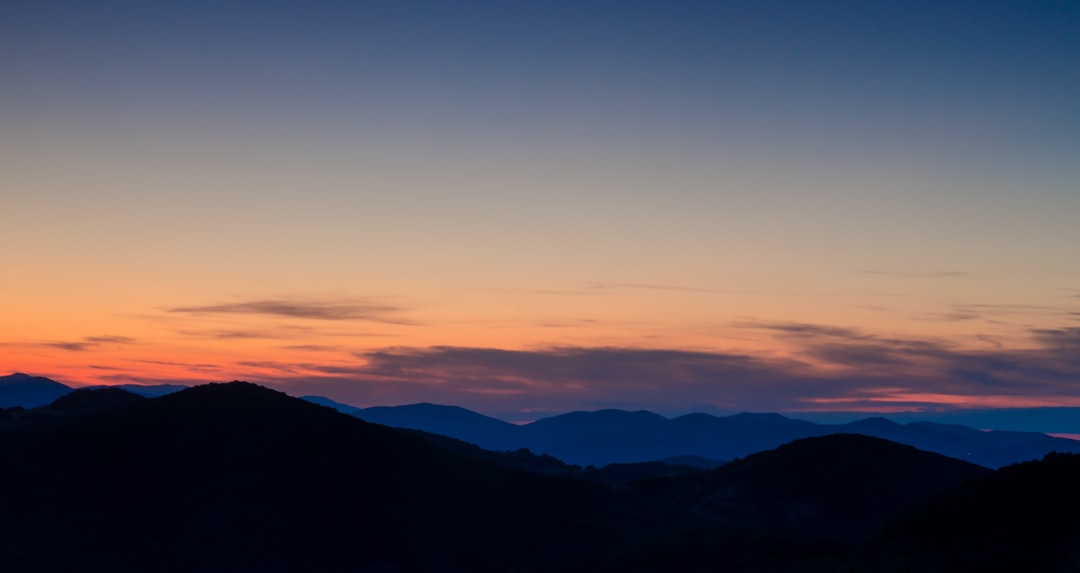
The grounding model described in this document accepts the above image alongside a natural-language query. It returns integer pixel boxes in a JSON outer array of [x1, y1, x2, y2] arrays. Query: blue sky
[[3, 0, 1080, 415]]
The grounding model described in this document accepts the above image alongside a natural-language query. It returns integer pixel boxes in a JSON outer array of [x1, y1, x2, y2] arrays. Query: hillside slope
[[634, 433, 990, 542], [0, 382, 680, 573], [842, 451, 1080, 572]]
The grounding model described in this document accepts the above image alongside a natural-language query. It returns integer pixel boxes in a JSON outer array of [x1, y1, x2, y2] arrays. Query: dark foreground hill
[[401, 427, 709, 486], [0, 382, 685, 573], [548, 434, 989, 573], [0, 387, 146, 428], [0, 382, 1046, 573], [633, 434, 990, 542], [840, 451, 1080, 572]]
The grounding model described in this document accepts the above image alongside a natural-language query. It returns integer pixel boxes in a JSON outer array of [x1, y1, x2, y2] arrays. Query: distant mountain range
[[791, 407, 1080, 434], [1, 381, 1073, 571], [0, 372, 73, 408], [0, 373, 187, 408], [309, 398, 1080, 468], [6, 374, 1078, 470], [0, 383, 677, 571]]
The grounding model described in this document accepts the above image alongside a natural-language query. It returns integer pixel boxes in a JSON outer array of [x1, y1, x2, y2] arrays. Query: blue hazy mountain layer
[[0, 373, 73, 408], [6, 374, 1076, 468], [327, 401, 1080, 468], [791, 408, 1080, 434], [310, 398, 524, 452], [0, 373, 187, 408]]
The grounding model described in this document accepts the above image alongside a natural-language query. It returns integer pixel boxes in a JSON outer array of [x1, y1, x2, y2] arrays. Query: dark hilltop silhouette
[[0, 376, 1076, 571], [550, 434, 990, 573], [632, 434, 990, 542], [839, 451, 1080, 572], [7, 375, 1075, 469], [0, 382, 691, 572]]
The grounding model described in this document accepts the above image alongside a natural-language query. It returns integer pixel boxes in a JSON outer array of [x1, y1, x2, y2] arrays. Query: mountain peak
[[849, 416, 903, 428], [149, 381, 322, 418], [164, 380, 286, 402], [48, 387, 145, 412], [0, 373, 73, 408], [534, 409, 668, 424], [353, 401, 519, 451], [2, 372, 65, 385], [726, 412, 798, 423], [635, 433, 990, 545]]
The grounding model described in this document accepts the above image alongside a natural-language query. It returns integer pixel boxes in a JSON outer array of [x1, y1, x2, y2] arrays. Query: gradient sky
[[3, 0, 1079, 418]]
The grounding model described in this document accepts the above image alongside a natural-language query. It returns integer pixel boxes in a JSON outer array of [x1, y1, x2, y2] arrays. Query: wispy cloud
[[740, 320, 1080, 398], [741, 321, 959, 375], [177, 329, 287, 340], [132, 359, 223, 372], [46, 342, 94, 352], [1032, 327, 1080, 350], [953, 303, 1063, 315], [237, 360, 306, 374], [84, 336, 135, 344], [92, 321, 1080, 415], [529, 288, 602, 296], [45, 322, 1077, 416], [860, 270, 969, 279], [39, 335, 135, 352], [523, 282, 719, 296], [740, 322, 865, 339], [915, 311, 982, 322], [167, 297, 413, 324], [280, 344, 341, 352], [94, 373, 208, 386], [588, 282, 718, 293], [257, 345, 801, 412], [916, 302, 1075, 324]]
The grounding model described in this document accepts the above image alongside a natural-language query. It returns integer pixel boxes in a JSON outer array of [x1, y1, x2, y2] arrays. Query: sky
[[3, 0, 1079, 419]]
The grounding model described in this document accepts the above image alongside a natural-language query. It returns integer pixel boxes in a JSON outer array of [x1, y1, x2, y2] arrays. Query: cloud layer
[[167, 298, 410, 323], [223, 322, 1080, 416]]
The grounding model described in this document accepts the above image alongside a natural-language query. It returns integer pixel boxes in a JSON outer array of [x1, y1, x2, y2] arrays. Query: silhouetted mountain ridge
[[0, 382, 689, 572], [84, 383, 189, 397], [0, 387, 146, 429], [0, 380, 1063, 572], [49, 387, 145, 411], [633, 433, 990, 542], [0, 373, 186, 408], [841, 451, 1080, 572], [334, 400, 1080, 467], [357, 401, 521, 451]]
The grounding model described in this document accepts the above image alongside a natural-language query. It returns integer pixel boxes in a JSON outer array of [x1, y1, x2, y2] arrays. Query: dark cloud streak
[[281, 344, 340, 352], [91, 323, 1080, 414], [46, 342, 93, 352], [41, 335, 135, 352], [167, 297, 413, 324], [84, 336, 135, 344]]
